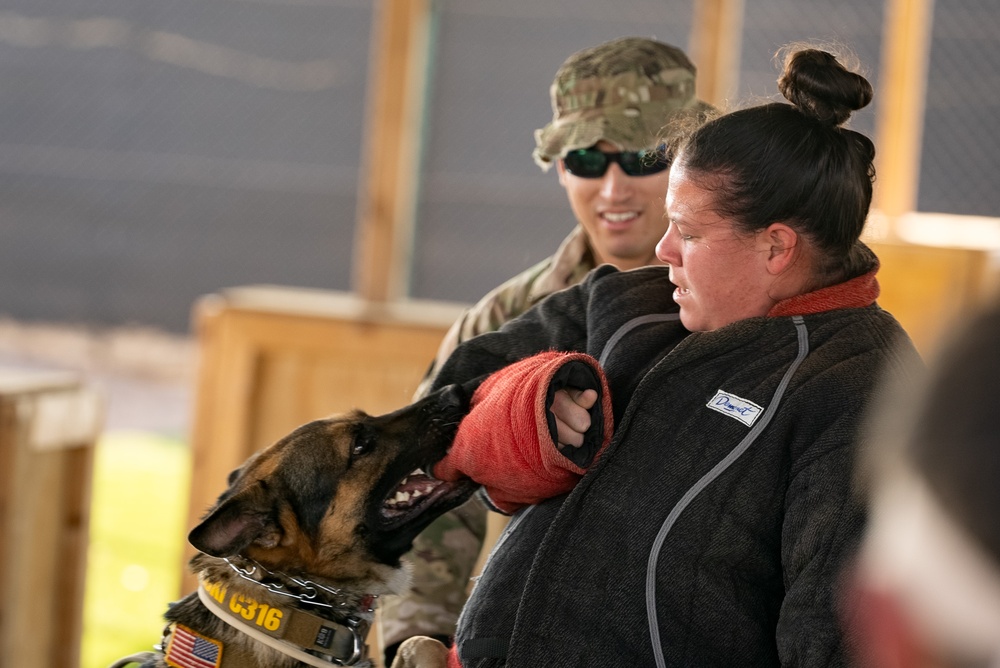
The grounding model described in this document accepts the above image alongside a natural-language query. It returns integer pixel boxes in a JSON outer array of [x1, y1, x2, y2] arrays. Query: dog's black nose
[[435, 383, 470, 413]]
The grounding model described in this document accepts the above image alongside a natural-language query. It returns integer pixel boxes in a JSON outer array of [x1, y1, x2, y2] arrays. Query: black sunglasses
[[562, 145, 670, 178]]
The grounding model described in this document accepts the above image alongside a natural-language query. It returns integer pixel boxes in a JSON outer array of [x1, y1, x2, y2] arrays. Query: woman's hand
[[551, 387, 598, 448]]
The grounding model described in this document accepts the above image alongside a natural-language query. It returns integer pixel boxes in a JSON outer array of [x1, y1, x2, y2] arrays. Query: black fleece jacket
[[431, 260, 920, 667]]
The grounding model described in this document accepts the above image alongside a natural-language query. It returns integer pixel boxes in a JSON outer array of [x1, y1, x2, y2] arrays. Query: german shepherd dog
[[111, 384, 477, 668]]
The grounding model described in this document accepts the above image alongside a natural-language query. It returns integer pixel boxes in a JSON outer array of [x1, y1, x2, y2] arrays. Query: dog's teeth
[[384, 471, 442, 512]]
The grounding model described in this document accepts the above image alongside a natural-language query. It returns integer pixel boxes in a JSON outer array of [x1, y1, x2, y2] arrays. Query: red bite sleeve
[[432, 351, 613, 513]]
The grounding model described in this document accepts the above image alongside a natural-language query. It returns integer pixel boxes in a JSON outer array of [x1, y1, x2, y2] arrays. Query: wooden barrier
[[869, 240, 996, 357], [0, 370, 103, 668]]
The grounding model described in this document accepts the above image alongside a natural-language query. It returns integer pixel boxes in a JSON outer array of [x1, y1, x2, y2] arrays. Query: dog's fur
[[121, 384, 477, 668]]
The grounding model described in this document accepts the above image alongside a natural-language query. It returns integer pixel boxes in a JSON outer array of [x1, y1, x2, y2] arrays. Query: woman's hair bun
[[777, 48, 873, 126]]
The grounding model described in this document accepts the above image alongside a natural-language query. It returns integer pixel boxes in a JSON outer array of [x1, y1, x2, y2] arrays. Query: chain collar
[[223, 555, 377, 613]]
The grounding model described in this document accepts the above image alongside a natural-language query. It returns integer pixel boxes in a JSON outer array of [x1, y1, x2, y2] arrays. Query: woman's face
[[655, 164, 780, 332]]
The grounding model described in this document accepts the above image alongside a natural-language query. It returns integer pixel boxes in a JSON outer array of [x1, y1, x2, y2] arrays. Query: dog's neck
[[220, 554, 380, 614], [162, 554, 379, 667]]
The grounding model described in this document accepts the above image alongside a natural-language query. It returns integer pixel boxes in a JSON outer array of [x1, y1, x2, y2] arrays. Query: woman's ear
[[761, 222, 800, 275]]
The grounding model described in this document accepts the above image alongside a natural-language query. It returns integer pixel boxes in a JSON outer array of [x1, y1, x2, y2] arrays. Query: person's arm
[[433, 351, 613, 513], [775, 341, 913, 665], [428, 264, 614, 395], [777, 328, 924, 666], [777, 411, 866, 666], [413, 258, 553, 400]]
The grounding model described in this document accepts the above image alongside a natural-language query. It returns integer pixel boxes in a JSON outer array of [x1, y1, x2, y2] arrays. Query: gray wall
[[0, 0, 371, 331], [1, 0, 998, 332]]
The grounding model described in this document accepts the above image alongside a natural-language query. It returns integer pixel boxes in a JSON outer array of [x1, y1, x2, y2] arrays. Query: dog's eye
[[352, 431, 375, 456]]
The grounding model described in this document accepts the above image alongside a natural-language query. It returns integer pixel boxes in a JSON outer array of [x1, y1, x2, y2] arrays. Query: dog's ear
[[188, 485, 282, 557]]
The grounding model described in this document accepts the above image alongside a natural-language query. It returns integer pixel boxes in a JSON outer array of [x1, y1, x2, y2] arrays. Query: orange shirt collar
[[767, 263, 880, 318]]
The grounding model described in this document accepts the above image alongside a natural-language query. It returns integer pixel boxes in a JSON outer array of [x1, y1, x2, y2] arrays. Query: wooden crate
[[0, 370, 103, 668], [869, 240, 996, 357]]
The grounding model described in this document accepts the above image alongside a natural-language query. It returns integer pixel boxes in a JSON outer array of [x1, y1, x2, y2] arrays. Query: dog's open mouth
[[380, 470, 478, 530]]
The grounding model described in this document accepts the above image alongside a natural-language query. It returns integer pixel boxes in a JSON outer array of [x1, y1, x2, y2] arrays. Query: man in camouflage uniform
[[379, 36, 712, 664]]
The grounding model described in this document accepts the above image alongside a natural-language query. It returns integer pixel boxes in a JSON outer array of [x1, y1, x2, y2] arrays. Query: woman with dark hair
[[415, 47, 920, 667]]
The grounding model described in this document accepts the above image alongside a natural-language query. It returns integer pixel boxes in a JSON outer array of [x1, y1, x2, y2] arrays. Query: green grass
[[80, 431, 191, 668]]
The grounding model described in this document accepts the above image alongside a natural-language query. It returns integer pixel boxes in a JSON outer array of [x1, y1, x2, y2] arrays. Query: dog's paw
[[389, 636, 450, 668]]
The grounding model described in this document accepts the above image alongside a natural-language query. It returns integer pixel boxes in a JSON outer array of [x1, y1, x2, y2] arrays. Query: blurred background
[[0, 0, 998, 666]]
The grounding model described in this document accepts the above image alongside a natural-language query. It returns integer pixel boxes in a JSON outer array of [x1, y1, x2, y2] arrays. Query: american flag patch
[[165, 624, 222, 668]]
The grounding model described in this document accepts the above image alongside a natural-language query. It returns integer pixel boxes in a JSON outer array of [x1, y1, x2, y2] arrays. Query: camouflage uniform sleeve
[[411, 258, 553, 401], [378, 495, 488, 659]]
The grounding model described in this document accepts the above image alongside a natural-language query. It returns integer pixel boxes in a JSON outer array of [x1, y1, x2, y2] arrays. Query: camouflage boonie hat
[[533, 36, 711, 170]]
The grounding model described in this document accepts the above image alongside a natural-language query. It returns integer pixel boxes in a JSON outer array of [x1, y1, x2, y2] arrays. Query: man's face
[[557, 140, 670, 271]]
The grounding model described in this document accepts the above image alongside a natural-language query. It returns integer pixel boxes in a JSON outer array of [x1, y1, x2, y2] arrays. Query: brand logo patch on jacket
[[707, 390, 763, 427]]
